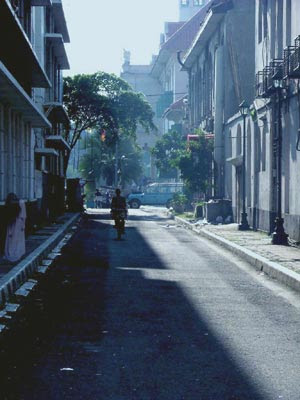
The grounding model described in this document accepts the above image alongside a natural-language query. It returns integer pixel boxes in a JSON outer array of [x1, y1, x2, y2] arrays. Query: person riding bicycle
[[111, 189, 127, 238]]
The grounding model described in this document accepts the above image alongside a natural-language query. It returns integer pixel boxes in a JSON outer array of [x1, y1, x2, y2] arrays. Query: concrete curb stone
[[174, 216, 300, 293], [0, 213, 80, 306]]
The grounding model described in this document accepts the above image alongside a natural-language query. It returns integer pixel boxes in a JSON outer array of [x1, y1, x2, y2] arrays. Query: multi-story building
[[34, 0, 70, 221], [0, 0, 70, 242], [185, 0, 300, 242], [242, 0, 300, 240], [121, 0, 210, 182], [121, 53, 163, 181], [183, 0, 255, 200]]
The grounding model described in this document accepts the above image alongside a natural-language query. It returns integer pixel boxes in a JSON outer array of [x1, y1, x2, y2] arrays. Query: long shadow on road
[[0, 216, 267, 400]]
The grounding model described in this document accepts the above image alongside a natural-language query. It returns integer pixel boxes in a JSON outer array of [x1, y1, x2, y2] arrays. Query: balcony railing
[[283, 46, 297, 79], [255, 69, 269, 98], [256, 60, 285, 99], [285, 37, 300, 78]]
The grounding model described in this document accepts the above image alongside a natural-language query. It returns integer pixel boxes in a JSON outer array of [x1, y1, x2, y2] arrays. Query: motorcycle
[[111, 208, 127, 240]]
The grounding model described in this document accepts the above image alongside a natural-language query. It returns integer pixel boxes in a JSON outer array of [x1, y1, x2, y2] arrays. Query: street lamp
[[238, 100, 250, 231], [271, 77, 288, 245]]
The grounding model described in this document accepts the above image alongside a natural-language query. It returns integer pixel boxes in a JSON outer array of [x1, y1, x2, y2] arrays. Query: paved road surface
[[2, 207, 300, 400]]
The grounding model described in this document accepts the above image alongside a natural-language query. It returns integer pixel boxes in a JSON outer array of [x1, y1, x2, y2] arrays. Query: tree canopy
[[63, 72, 156, 151], [152, 129, 213, 195]]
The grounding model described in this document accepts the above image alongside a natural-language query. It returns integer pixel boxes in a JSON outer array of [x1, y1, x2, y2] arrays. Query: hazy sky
[[63, 0, 178, 77]]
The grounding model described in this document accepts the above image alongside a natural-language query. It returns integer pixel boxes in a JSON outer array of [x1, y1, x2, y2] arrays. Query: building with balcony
[[247, 0, 300, 240], [183, 0, 255, 202], [206, 0, 300, 241], [34, 0, 70, 221], [0, 0, 70, 246]]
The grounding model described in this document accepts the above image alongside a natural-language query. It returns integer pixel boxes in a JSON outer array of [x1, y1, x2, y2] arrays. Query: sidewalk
[[174, 216, 300, 293], [0, 212, 80, 305]]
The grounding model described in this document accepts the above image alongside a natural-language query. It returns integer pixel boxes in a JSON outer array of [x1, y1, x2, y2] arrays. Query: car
[[127, 182, 184, 208]]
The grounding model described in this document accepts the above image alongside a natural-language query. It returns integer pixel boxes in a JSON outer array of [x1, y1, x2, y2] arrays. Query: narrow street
[[2, 207, 300, 400]]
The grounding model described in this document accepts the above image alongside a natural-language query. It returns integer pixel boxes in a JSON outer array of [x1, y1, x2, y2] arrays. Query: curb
[[174, 216, 300, 293], [0, 213, 80, 306]]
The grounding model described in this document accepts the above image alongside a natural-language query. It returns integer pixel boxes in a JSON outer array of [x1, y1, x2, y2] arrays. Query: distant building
[[121, 0, 209, 182], [121, 54, 162, 180]]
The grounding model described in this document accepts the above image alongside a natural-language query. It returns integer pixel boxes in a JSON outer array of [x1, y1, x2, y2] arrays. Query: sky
[[63, 0, 179, 77]]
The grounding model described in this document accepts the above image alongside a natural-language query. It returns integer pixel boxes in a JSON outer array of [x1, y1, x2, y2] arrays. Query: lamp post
[[271, 79, 288, 245], [238, 100, 250, 231]]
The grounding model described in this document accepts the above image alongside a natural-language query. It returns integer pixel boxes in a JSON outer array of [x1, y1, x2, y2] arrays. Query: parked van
[[127, 182, 184, 208]]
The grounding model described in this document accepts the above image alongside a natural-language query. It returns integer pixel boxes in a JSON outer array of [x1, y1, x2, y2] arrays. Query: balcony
[[0, 61, 51, 128], [256, 61, 284, 99], [0, 0, 50, 91], [283, 36, 300, 79], [52, 0, 70, 43], [35, 148, 59, 157], [44, 102, 70, 125], [45, 33, 70, 70], [255, 68, 271, 98], [46, 135, 71, 151]]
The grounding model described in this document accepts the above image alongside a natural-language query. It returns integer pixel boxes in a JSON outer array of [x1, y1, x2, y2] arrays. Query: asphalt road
[[2, 207, 300, 399]]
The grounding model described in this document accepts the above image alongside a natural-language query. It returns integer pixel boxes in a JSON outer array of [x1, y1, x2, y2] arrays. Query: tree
[[63, 72, 156, 152], [177, 136, 213, 194], [152, 129, 213, 195], [151, 130, 185, 179], [79, 132, 143, 188]]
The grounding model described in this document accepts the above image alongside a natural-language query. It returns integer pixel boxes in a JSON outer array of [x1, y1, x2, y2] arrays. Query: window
[[194, 0, 203, 5], [181, 0, 189, 6]]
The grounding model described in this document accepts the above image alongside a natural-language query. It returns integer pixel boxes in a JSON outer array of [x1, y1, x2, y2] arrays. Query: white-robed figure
[[4, 193, 26, 263]]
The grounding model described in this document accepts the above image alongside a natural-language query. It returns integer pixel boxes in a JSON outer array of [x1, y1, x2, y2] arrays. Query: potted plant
[[171, 193, 188, 214]]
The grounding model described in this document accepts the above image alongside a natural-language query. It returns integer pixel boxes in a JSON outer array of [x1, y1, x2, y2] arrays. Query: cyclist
[[110, 189, 127, 239]]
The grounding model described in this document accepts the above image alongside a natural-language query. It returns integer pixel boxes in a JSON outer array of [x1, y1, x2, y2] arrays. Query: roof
[[183, 0, 234, 68], [122, 64, 153, 75], [164, 22, 185, 40], [151, 2, 213, 77]]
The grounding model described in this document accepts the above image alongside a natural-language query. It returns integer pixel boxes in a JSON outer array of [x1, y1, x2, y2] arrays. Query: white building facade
[[0, 0, 70, 237], [225, 0, 300, 241]]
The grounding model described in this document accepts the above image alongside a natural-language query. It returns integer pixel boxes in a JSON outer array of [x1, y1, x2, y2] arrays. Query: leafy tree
[[151, 130, 185, 179], [63, 72, 156, 152], [177, 135, 213, 194], [152, 129, 213, 195]]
